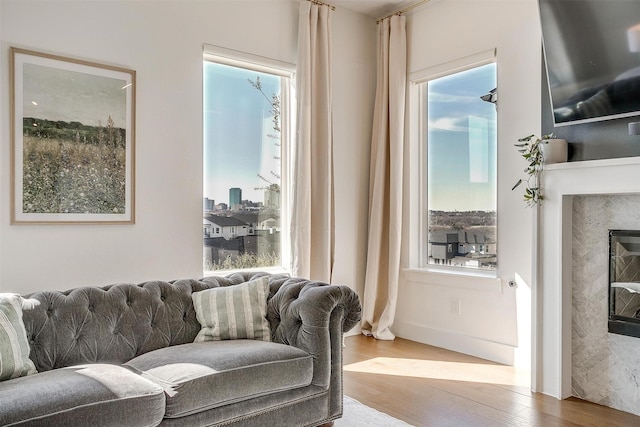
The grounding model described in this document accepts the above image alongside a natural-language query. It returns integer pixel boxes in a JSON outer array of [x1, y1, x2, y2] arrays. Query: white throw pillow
[[0, 294, 38, 381], [192, 276, 271, 342]]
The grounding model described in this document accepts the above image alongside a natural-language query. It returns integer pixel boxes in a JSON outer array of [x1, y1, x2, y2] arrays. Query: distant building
[[232, 213, 258, 235], [203, 197, 215, 211], [264, 185, 280, 210], [429, 230, 496, 268], [203, 215, 249, 240], [241, 200, 262, 211], [429, 232, 459, 262], [227, 212, 280, 233], [259, 216, 280, 233], [229, 188, 242, 210]]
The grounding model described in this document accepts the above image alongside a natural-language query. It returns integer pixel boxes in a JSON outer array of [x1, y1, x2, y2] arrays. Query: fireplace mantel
[[536, 156, 640, 399]]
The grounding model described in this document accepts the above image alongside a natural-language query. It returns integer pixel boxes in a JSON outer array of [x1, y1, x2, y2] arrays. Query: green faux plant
[[512, 134, 554, 207]]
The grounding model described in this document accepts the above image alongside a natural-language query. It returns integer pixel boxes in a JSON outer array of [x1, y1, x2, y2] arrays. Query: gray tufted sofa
[[0, 272, 361, 426]]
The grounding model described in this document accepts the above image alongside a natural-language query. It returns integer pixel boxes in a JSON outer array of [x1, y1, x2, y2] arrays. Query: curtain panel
[[290, 1, 335, 282], [361, 15, 407, 340]]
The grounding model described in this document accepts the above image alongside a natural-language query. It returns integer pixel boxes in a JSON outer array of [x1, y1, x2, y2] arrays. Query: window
[[203, 47, 293, 273], [419, 61, 497, 271]]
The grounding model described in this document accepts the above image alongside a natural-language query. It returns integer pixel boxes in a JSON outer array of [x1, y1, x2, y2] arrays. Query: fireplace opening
[[609, 229, 640, 338]]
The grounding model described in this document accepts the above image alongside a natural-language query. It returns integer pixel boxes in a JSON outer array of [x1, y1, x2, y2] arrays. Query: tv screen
[[539, 0, 640, 126]]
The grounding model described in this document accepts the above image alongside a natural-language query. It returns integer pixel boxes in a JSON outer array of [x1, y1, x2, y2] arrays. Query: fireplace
[[538, 156, 640, 406], [609, 230, 640, 338]]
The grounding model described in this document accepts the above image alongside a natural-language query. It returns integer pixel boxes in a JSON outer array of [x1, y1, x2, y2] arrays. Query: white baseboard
[[392, 321, 516, 365]]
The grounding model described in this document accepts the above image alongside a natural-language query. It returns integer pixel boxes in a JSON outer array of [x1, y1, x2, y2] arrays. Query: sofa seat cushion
[[125, 340, 313, 419], [0, 363, 165, 427]]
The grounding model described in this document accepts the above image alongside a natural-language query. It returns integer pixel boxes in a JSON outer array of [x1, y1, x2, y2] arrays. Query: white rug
[[335, 396, 414, 426]]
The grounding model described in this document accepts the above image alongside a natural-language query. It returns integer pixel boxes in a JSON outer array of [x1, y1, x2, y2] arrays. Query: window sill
[[403, 267, 502, 293], [405, 266, 497, 279]]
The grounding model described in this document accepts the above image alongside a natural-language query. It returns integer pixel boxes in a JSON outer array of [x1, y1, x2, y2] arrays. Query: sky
[[203, 62, 280, 205], [426, 63, 497, 212], [23, 63, 127, 128]]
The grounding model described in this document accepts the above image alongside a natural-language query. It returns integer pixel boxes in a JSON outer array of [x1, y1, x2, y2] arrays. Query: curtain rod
[[307, 0, 336, 11], [377, 0, 430, 24]]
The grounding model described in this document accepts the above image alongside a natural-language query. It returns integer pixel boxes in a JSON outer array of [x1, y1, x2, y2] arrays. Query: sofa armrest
[[266, 278, 361, 390]]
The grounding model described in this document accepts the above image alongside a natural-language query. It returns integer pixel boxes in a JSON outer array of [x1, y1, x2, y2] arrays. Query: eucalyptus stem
[[512, 134, 553, 207]]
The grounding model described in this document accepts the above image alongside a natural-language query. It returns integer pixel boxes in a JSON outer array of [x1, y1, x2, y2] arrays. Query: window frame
[[202, 44, 295, 276], [408, 49, 498, 278]]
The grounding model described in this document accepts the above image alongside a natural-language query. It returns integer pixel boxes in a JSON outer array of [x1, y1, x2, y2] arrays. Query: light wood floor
[[342, 335, 640, 427]]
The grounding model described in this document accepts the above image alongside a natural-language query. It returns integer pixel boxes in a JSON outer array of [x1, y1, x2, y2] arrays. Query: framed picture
[[10, 47, 135, 224]]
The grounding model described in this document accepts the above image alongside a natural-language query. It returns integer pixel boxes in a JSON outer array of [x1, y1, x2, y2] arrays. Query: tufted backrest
[[21, 273, 285, 372], [20, 271, 360, 378]]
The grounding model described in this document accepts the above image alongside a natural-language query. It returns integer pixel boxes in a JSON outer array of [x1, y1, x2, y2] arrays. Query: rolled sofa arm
[[268, 278, 361, 338], [266, 276, 361, 394]]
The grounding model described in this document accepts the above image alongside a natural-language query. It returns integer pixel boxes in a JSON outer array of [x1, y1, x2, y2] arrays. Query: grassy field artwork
[[11, 48, 135, 223], [22, 117, 126, 215]]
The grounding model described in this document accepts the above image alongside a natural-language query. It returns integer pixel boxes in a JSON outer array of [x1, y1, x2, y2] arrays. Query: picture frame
[[10, 47, 136, 224]]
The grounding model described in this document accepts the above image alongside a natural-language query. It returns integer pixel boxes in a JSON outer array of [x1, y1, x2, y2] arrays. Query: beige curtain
[[290, 1, 334, 281], [361, 15, 407, 340]]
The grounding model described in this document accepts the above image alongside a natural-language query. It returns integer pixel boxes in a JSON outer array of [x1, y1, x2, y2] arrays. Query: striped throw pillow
[[0, 294, 37, 381], [192, 276, 271, 342]]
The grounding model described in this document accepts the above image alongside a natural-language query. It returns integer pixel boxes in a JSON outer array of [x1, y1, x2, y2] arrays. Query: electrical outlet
[[450, 298, 461, 315]]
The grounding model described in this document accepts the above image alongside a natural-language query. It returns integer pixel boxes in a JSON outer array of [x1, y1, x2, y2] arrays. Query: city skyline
[[203, 185, 276, 207]]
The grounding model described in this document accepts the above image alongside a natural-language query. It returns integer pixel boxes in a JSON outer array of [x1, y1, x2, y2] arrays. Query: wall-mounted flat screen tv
[[539, 0, 640, 126]]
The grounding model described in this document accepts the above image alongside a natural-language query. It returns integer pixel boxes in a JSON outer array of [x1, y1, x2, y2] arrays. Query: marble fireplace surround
[[572, 194, 640, 415], [536, 156, 640, 404]]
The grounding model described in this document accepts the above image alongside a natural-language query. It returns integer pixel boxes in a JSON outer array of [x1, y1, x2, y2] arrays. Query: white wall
[[0, 0, 375, 294], [394, 0, 541, 366], [330, 7, 375, 298]]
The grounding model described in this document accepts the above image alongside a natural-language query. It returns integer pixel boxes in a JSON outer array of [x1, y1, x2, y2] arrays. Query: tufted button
[[113, 329, 119, 335], [88, 304, 95, 312], [160, 295, 166, 302], [182, 312, 188, 321]]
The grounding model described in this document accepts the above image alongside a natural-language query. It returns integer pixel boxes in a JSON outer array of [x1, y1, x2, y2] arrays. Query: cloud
[[429, 117, 468, 132]]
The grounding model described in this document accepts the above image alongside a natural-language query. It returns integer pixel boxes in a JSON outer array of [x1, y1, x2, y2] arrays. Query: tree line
[[23, 117, 125, 147]]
